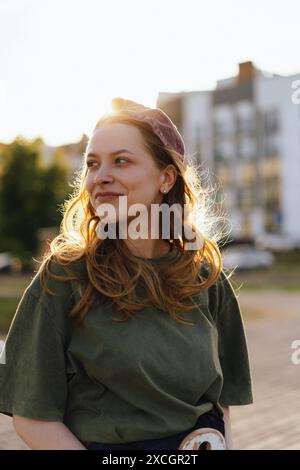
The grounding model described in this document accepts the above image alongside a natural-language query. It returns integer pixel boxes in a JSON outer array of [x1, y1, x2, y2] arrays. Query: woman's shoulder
[[199, 261, 232, 290], [199, 263, 236, 319], [21, 256, 87, 330], [28, 255, 87, 295]]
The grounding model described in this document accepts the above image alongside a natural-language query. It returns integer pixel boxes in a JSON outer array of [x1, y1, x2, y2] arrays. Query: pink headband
[[111, 98, 185, 160]]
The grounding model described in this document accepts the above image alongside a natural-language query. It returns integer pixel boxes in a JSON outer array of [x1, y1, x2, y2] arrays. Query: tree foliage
[[0, 138, 70, 267]]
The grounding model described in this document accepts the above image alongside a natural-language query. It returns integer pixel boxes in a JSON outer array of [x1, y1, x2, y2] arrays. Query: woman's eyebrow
[[86, 149, 135, 158]]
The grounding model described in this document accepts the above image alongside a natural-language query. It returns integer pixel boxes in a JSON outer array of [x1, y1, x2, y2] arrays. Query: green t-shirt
[[0, 247, 253, 444]]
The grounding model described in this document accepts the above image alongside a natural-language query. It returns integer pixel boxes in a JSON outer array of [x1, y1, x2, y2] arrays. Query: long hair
[[36, 108, 227, 326]]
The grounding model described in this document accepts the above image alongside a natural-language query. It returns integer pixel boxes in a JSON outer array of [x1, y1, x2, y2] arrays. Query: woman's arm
[[221, 406, 234, 450], [13, 415, 87, 450]]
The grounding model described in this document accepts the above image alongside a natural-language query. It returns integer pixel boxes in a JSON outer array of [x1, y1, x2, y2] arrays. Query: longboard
[[178, 427, 226, 450]]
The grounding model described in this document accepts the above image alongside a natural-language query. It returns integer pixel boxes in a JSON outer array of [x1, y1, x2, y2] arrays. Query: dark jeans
[[86, 408, 225, 450]]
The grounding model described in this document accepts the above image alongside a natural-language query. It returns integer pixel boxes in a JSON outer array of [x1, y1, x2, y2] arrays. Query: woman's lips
[[95, 194, 122, 202]]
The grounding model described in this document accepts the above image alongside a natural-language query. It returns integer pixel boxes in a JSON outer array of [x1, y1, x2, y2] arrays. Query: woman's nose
[[93, 165, 114, 184]]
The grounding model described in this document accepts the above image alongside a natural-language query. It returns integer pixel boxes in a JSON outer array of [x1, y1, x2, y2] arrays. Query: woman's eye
[[116, 157, 129, 164], [86, 157, 129, 168], [86, 161, 97, 168]]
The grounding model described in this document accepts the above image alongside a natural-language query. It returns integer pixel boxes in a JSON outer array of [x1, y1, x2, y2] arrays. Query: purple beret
[[111, 98, 185, 160]]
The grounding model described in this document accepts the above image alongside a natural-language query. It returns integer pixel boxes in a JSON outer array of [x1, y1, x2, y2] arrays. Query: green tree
[[0, 138, 69, 269]]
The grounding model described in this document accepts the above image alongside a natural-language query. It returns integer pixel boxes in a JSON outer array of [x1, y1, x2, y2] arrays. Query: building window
[[214, 105, 235, 138], [215, 139, 236, 161], [238, 137, 256, 160], [235, 101, 255, 135], [264, 109, 279, 134], [264, 134, 279, 157]]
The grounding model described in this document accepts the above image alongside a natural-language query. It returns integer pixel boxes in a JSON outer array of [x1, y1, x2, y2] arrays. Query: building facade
[[157, 62, 300, 245]]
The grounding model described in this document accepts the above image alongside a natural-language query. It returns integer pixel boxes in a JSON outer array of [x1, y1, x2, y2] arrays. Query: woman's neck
[[123, 238, 172, 259]]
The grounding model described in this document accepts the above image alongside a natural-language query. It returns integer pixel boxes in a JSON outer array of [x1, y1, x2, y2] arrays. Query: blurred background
[[0, 0, 300, 450]]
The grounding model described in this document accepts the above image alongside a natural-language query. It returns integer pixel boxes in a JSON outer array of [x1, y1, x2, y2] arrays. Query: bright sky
[[0, 0, 299, 146]]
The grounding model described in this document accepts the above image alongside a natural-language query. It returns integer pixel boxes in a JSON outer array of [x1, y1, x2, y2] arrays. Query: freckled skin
[[85, 122, 178, 258], [85, 123, 169, 224]]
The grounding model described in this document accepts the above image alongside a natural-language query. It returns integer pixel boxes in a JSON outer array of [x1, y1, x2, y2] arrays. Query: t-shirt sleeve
[[0, 264, 71, 421], [211, 270, 254, 407]]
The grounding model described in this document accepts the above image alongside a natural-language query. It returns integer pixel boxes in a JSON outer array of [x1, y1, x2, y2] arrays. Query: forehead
[[87, 123, 145, 154]]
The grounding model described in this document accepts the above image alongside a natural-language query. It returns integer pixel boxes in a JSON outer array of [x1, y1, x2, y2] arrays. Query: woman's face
[[85, 123, 172, 227]]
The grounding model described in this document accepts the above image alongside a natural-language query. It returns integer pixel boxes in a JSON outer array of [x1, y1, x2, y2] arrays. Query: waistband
[[84, 408, 225, 450]]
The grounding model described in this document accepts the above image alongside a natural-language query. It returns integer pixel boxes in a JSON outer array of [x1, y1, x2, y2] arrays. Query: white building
[[157, 62, 300, 246]]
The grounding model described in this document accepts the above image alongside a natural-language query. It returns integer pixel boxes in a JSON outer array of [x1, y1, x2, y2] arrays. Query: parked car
[[0, 252, 22, 273], [222, 245, 274, 270], [255, 234, 300, 252]]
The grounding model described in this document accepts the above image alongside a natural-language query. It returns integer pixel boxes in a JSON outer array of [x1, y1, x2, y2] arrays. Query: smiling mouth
[[95, 194, 122, 202]]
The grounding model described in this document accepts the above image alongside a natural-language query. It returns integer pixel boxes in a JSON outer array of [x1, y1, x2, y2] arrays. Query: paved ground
[[230, 291, 300, 450], [1, 290, 300, 450]]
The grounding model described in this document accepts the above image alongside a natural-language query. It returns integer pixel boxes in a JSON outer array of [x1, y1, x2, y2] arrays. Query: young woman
[[0, 98, 253, 450]]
